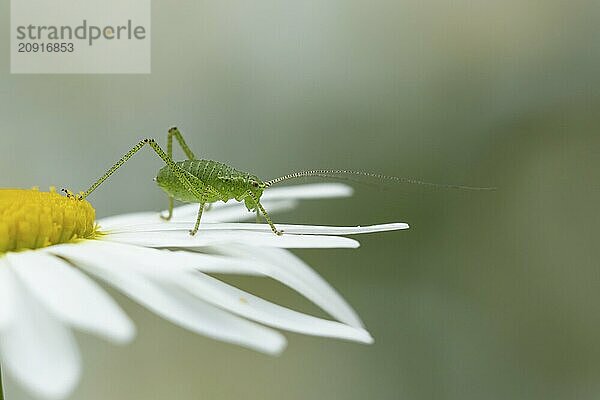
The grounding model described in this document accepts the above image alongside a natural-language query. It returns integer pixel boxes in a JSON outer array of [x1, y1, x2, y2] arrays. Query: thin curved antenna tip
[[264, 169, 496, 191]]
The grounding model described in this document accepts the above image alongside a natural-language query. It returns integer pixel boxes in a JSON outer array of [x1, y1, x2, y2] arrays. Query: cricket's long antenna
[[264, 169, 496, 191]]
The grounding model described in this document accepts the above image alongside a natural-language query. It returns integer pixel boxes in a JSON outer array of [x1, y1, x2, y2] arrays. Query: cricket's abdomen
[[155, 159, 265, 207]]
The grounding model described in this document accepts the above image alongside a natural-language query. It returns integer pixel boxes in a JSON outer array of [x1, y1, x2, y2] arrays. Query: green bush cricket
[[64, 127, 494, 236]]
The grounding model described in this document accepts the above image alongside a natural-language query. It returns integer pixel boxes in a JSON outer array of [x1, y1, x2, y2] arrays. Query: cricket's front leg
[[247, 191, 283, 236]]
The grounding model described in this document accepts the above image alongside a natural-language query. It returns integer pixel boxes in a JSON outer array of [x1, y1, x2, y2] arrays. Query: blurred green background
[[1, 1, 600, 399]]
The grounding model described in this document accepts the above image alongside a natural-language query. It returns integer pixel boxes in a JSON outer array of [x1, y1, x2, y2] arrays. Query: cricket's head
[[238, 176, 265, 212], [154, 166, 168, 189], [248, 176, 267, 197]]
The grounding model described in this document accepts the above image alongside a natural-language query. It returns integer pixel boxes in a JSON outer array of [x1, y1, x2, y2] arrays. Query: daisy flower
[[0, 183, 408, 399]]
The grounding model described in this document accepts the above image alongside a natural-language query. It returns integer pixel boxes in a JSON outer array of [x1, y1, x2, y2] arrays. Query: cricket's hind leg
[[167, 127, 196, 160], [247, 191, 283, 236], [162, 127, 197, 219]]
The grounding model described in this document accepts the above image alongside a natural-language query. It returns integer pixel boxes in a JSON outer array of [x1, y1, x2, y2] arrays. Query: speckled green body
[[156, 159, 266, 210]]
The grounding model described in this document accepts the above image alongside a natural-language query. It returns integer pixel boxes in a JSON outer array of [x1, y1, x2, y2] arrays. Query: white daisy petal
[[96, 211, 158, 229], [174, 253, 264, 275], [109, 222, 409, 235], [60, 240, 363, 328], [148, 283, 288, 355], [0, 258, 17, 331], [168, 199, 298, 221], [97, 200, 298, 229], [0, 262, 80, 400], [52, 242, 371, 342], [50, 240, 263, 276], [213, 245, 365, 328], [103, 230, 360, 249], [259, 183, 353, 200], [172, 270, 373, 343], [170, 183, 353, 218], [194, 200, 298, 223], [97, 183, 354, 229], [50, 243, 287, 355], [61, 242, 371, 343], [130, 244, 266, 275], [49, 241, 194, 278], [6, 251, 135, 344]]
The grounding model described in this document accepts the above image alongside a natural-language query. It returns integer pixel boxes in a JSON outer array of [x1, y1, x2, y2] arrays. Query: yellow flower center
[[0, 189, 97, 253]]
